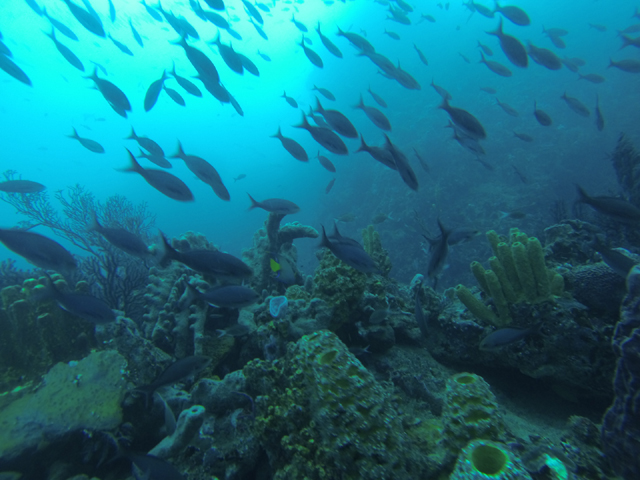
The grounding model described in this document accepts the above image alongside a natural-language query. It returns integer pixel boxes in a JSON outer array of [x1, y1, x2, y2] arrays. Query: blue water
[[1, 0, 637, 285]]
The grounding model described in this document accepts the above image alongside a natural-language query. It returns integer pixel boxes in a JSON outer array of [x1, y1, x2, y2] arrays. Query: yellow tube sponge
[[512, 242, 537, 302], [455, 285, 499, 326], [488, 256, 517, 304], [527, 237, 550, 298], [485, 270, 511, 325], [470, 261, 490, 295], [496, 242, 522, 296]]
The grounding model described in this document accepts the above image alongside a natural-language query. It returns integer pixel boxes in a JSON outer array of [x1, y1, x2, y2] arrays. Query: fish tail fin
[[437, 96, 449, 110], [315, 96, 323, 112], [316, 21, 321, 33], [607, 58, 613, 68], [270, 126, 282, 138], [67, 127, 79, 139], [120, 148, 143, 173], [356, 134, 368, 152], [126, 127, 137, 140], [294, 111, 310, 129], [575, 184, 590, 203], [157, 230, 178, 267], [319, 225, 331, 249], [87, 211, 101, 232], [171, 140, 185, 159], [247, 193, 260, 210]]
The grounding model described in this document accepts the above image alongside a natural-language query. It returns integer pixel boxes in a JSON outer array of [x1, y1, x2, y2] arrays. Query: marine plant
[[0, 171, 154, 321], [455, 228, 565, 326]]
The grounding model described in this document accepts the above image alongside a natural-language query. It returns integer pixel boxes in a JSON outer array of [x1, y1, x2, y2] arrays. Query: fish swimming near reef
[[248, 194, 300, 215], [480, 324, 541, 350], [185, 281, 259, 308], [439, 98, 486, 139], [127, 128, 164, 157], [61, 0, 105, 37], [316, 23, 342, 58], [575, 185, 640, 222], [0, 227, 77, 273], [271, 127, 308, 161], [87, 213, 150, 258], [0, 180, 45, 193], [171, 141, 229, 201], [158, 234, 252, 281], [67, 127, 104, 153], [354, 95, 391, 131], [295, 113, 349, 155], [85, 67, 131, 117], [270, 254, 297, 284], [319, 225, 379, 274]]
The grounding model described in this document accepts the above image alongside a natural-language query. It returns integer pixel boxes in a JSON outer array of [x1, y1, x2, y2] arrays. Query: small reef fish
[[439, 98, 486, 139], [315, 98, 357, 138], [270, 255, 297, 284], [295, 114, 349, 155], [0, 180, 45, 193], [85, 67, 131, 117], [281, 91, 298, 108], [354, 95, 391, 131], [317, 153, 336, 172], [185, 282, 259, 308], [367, 86, 387, 107], [67, 127, 104, 153], [271, 127, 308, 161], [325, 178, 335, 194], [127, 128, 164, 157], [316, 22, 342, 58], [486, 18, 528, 68], [575, 185, 640, 222], [319, 225, 379, 274], [533, 101, 552, 126], [87, 213, 150, 258], [480, 324, 541, 350], [61, 0, 105, 37], [144, 70, 168, 112], [171, 141, 229, 201], [0, 228, 77, 272], [135, 356, 211, 399], [313, 85, 335, 101]]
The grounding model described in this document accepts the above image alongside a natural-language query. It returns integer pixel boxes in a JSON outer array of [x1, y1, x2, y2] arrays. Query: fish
[[561, 92, 590, 117], [61, 0, 105, 37], [141, 0, 163, 21], [209, 33, 244, 74], [392, 62, 421, 90], [512, 165, 527, 183], [325, 178, 335, 194], [127, 128, 164, 157], [426, 219, 451, 287], [317, 152, 336, 172], [42, 7, 78, 41], [395, 0, 413, 12], [439, 98, 486, 140], [164, 85, 185, 106], [186, 282, 259, 308], [24, 0, 43, 16], [136, 356, 211, 398], [144, 70, 168, 112], [228, 91, 244, 116], [414, 44, 429, 66], [597, 246, 638, 277], [354, 95, 391, 131], [85, 67, 131, 117], [129, 454, 184, 480], [226, 28, 243, 42], [486, 18, 528, 68], [108, 0, 116, 22], [108, 34, 133, 56], [387, 5, 411, 25], [372, 212, 392, 224], [499, 210, 526, 219], [171, 141, 229, 201], [513, 131, 534, 142], [0, 54, 32, 86], [238, 54, 259, 77], [308, 107, 330, 128], [413, 148, 430, 172], [281, 91, 298, 108], [129, 19, 143, 47], [431, 79, 452, 100], [87, 213, 149, 258], [595, 94, 605, 132], [203, 10, 229, 29], [242, 0, 263, 24], [271, 127, 308, 161], [248, 194, 300, 215], [313, 85, 335, 101], [319, 225, 379, 274], [315, 98, 358, 138], [356, 135, 397, 170], [334, 213, 356, 223], [543, 26, 568, 37], [533, 101, 552, 126], [295, 114, 349, 155], [578, 73, 605, 84], [369, 308, 390, 324], [546, 33, 566, 49], [291, 14, 307, 32], [233, 174, 246, 182], [480, 325, 541, 350], [620, 23, 640, 34], [575, 185, 640, 222], [120, 150, 194, 202], [527, 42, 562, 70], [480, 86, 497, 94], [479, 51, 512, 76], [138, 150, 172, 168], [494, 2, 530, 26], [384, 29, 400, 40], [336, 27, 375, 54], [170, 64, 201, 97], [360, 50, 396, 76], [0, 37, 12, 57], [270, 255, 297, 284], [36, 274, 115, 324], [316, 23, 343, 58], [43, 28, 84, 71], [299, 36, 323, 68], [620, 34, 640, 49], [420, 13, 436, 23], [495, 98, 518, 117], [0, 180, 45, 193], [160, 237, 252, 283], [608, 58, 640, 73], [196, 75, 229, 103], [447, 122, 486, 156], [255, 2, 270, 12], [67, 127, 104, 153], [203, 0, 226, 11], [217, 324, 251, 337], [0, 228, 77, 272], [477, 41, 493, 56], [384, 134, 419, 191], [470, 0, 494, 18], [459, 53, 471, 64], [172, 36, 219, 83], [257, 50, 271, 61]]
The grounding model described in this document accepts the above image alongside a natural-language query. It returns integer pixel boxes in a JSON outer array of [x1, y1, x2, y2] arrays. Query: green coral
[[456, 229, 565, 326], [312, 251, 367, 331], [0, 276, 97, 390], [442, 373, 505, 453], [0, 350, 128, 461], [245, 331, 432, 479], [450, 439, 531, 480], [362, 225, 392, 276]]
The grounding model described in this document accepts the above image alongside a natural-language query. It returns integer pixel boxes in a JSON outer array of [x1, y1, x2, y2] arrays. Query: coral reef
[[242, 213, 318, 294], [601, 265, 640, 479], [0, 350, 127, 462], [456, 229, 565, 326], [450, 440, 531, 480], [362, 225, 392, 276], [0, 276, 97, 389], [442, 373, 505, 453], [149, 404, 206, 458]]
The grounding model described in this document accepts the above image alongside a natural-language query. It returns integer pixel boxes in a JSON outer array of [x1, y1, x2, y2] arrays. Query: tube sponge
[[470, 261, 490, 295], [485, 270, 511, 326], [148, 405, 206, 458], [527, 237, 550, 298], [455, 285, 499, 326], [450, 439, 532, 480], [512, 242, 537, 302]]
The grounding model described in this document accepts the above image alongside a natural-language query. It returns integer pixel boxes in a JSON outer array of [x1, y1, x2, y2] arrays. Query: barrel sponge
[[442, 373, 505, 451], [450, 439, 532, 480]]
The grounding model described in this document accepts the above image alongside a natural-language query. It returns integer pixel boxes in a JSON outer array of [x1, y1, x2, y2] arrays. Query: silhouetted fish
[[44, 28, 84, 71], [68, 127, 104, 153], [295, 113, 349, 155], [61, 0, 105, 37], [86, 67, 131, 117], [0, 180, 45, 193], [486, 18, 527, 68], [316, 22, 343, 58], [120, 150, 193, 201], [144, 70, 168, 112], [171, 141, 230, 201], [354, 95, 391, 131], [0, 228, 76, 272], [319, 225, 379, 273], [533, 101, 552, 126], [439, 98, 486, 139], [271, 127, 308, 161]]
